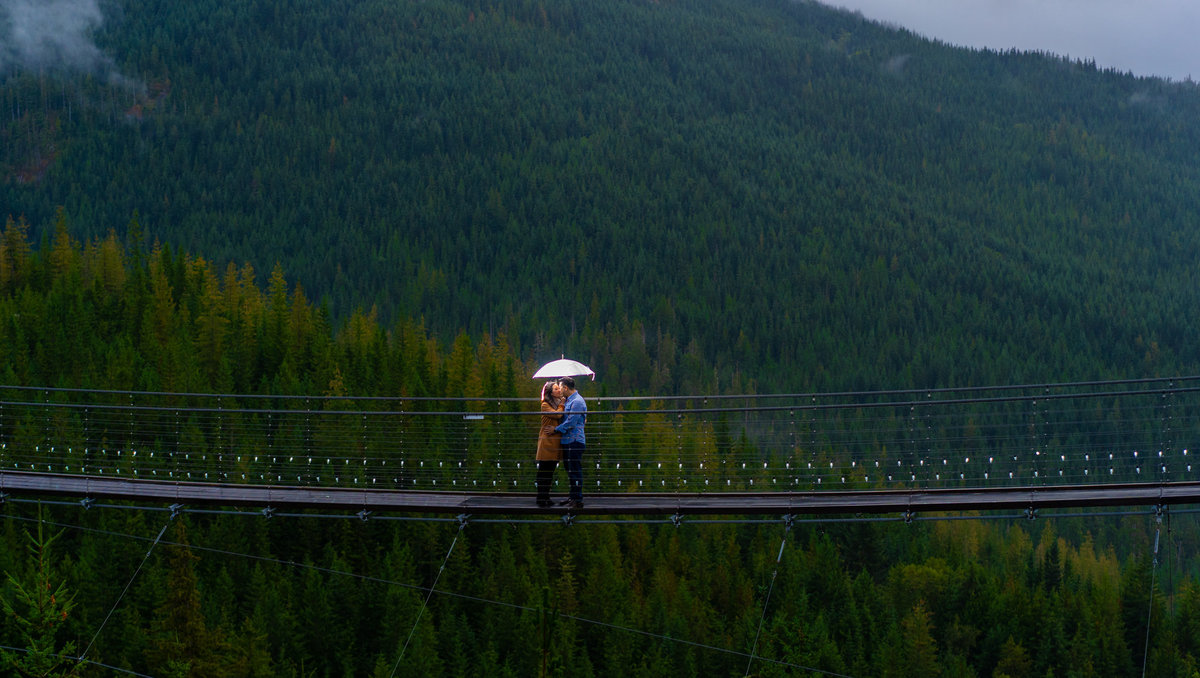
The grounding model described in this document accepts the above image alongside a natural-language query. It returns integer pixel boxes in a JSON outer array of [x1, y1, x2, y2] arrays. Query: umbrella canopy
[[532, 358, 596, 380]]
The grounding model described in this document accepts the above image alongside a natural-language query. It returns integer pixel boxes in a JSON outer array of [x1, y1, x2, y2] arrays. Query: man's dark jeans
[[564, 441, 585, 501]]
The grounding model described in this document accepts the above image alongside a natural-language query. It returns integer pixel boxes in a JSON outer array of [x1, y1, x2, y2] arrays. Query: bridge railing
[[2, 378, 1198, 493]]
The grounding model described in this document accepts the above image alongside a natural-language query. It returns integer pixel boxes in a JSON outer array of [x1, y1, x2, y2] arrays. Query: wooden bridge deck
[[4, 470, 1199, 516]]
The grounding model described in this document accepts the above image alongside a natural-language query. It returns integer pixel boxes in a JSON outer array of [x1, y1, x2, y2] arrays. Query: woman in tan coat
[[535, 380, 564, 507]]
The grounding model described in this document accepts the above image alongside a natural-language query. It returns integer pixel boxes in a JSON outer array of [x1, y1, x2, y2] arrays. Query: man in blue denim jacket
[[554, 377, 587, 508]]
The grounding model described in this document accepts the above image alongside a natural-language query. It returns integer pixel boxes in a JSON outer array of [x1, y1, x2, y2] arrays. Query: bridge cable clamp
[[1155, 503, 1165, 524], [903, 509, 915, 524], [456, 513, 470, 528], [357, 509, 372, 522], [670, 513, 684, 528], [561, 512, 575, 527], [262, 506, 275, 519], [169, 503, 185, 520], [80, 497, 94, 510], [0, 492, 8, 505], [782, 514, 795, 531], [1025, 507, 1038, 521]]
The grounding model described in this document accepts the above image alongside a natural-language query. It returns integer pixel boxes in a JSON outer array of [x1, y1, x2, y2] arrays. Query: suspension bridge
[[4, 377, 1200, 518], [3, 378, 1197, 677]]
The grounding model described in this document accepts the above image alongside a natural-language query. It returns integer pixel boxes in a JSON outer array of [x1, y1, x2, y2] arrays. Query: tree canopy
[[5, 0, 1200, 392]]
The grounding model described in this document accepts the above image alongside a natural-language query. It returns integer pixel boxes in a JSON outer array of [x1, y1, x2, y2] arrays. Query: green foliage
[[6, 0, 1200, 392], [2, 468, 1199, 677], [145, 520, 243, 677], [0, 508, 81, 678], [0, 216, 522, 399], [4, 3, 1200, 674]]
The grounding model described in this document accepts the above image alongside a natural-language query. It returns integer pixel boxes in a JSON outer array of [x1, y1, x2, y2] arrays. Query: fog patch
[[1, 0, 139, 88], [883, 53, 912, 75]]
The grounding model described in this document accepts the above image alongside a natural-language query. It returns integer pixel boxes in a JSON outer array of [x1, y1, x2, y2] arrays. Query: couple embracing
[[536, 376, 587, 508]]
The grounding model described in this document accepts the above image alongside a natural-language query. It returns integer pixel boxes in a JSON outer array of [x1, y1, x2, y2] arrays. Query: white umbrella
[[532, 357, 596, 380]]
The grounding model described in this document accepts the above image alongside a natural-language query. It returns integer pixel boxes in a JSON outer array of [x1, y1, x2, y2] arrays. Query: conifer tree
[[145, 520, 232, 677], [0, 509, 81, 678], [896, 601, 941, 678]]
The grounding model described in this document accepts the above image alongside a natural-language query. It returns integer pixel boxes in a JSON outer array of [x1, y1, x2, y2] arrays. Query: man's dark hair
[[560, 377, 576, 390]]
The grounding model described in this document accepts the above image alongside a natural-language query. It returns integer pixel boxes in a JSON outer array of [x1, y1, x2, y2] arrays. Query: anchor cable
[[390, 520, 466, 677], [77, 517, 172, 665], [745, 527, 789, 677]]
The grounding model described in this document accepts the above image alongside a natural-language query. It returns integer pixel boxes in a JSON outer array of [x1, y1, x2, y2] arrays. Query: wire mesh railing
[[2, 377, 1199, 494]]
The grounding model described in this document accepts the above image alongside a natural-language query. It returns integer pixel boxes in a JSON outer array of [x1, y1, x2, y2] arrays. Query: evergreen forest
[[4, 0, 1200, 392], [0, 189, 1197, 677], [5, 0, 1200, 675]]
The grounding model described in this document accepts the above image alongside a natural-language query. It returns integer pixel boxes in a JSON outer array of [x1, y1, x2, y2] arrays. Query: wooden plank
[[3, 470, 1199, 516]]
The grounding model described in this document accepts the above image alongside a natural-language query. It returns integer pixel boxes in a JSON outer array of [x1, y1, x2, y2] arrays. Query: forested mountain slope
[[8, 2, 1200, 675], [5, 0, 1200, 392], [1, 231, 1198, 677]]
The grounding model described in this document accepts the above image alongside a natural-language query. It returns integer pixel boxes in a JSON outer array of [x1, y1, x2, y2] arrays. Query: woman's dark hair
[[541, 381, 559, 404]]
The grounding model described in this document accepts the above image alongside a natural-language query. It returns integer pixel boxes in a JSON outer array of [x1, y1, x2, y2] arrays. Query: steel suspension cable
[[390, 520, 465, 678], [77, 516, 173, 666], [744, 527, 789, 677], [6, 374, 1200, 403], [1141, 512, 1162, 678], [7, 376, 1200, 416], [0, 644, 155, 678]]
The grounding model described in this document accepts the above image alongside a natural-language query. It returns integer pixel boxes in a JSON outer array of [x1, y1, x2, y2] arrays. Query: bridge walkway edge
[[4, 471, 1200, 516]]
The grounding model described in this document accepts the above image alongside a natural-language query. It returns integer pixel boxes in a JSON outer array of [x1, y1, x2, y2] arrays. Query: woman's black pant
[[536, 460, 559, 501]]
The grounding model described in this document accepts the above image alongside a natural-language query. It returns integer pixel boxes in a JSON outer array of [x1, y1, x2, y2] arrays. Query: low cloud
[[883, 54, 912, 75], [1128, 90, 1168, 110], [1, 0, 137, 86]]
